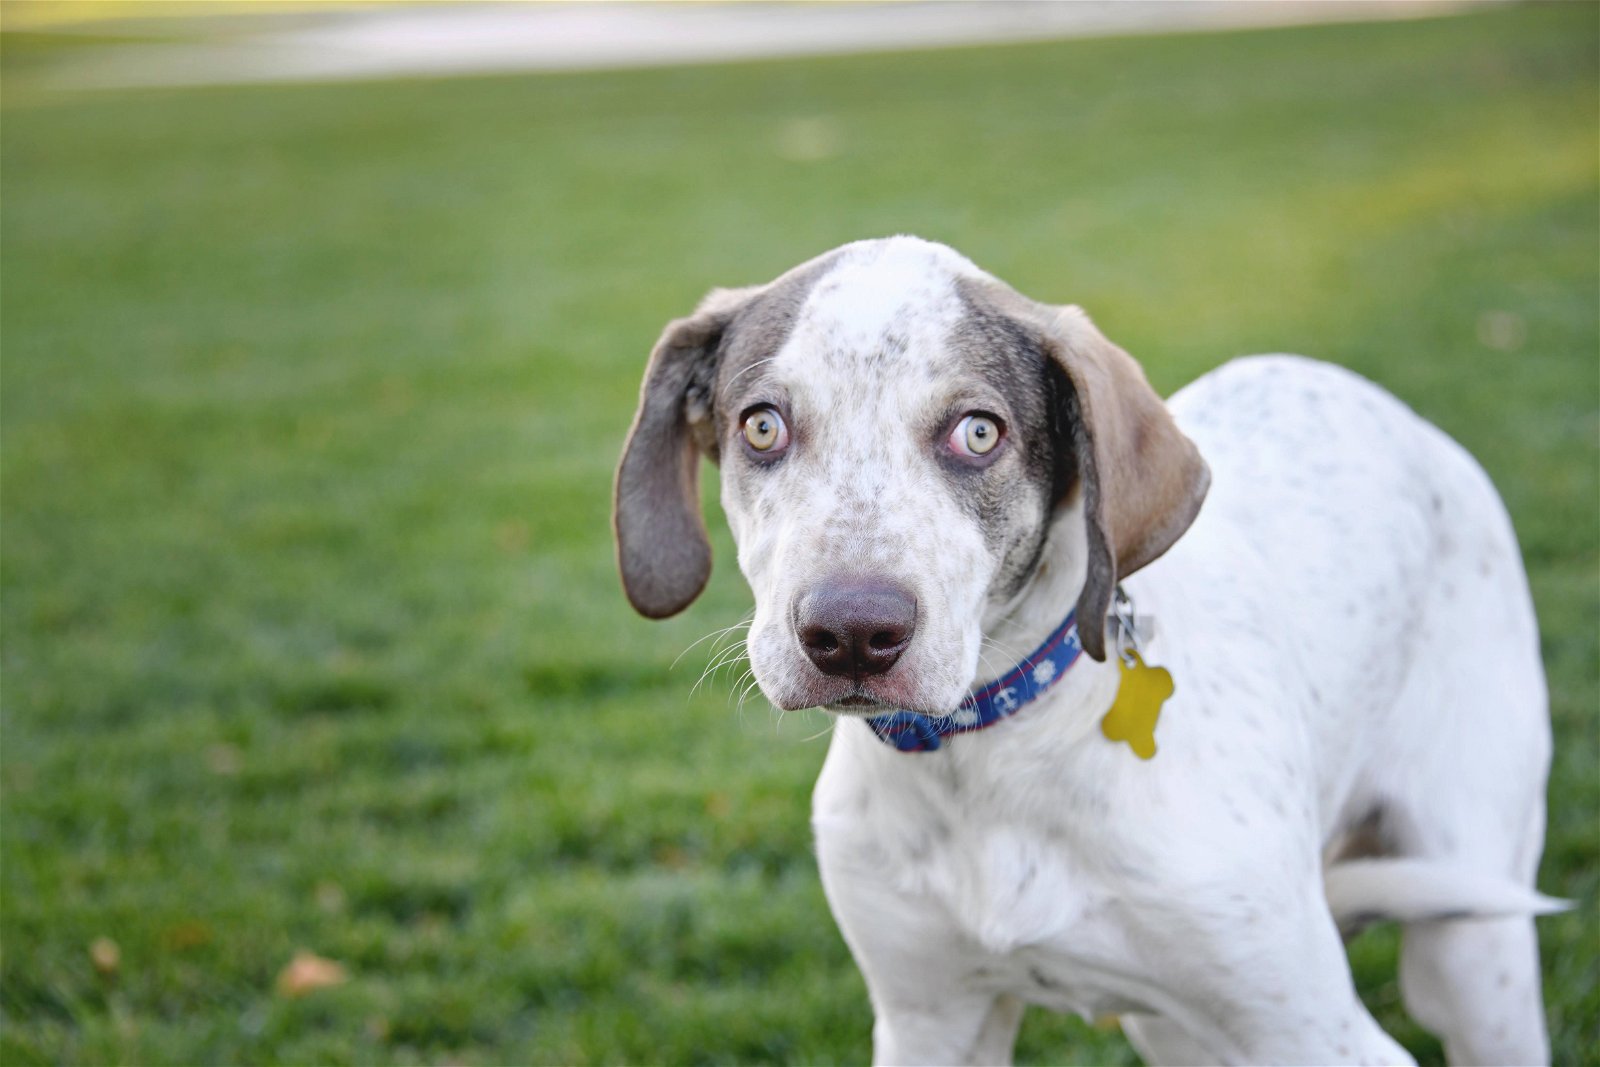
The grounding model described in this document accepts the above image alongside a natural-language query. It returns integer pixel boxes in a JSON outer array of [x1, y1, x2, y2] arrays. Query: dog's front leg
[[819, 854, 1023, 1065], [871, 992, 1026, 1067], [815, 814, 1025, 1064]]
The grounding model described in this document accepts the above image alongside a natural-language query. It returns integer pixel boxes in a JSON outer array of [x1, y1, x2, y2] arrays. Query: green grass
[[2, 5, 1596, 1063]]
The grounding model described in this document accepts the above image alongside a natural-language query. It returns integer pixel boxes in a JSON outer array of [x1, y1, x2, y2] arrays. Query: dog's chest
[[814, 734, 1151, 1017], [896, 814, 1092, 946], [903, 818, 1144, 1013]]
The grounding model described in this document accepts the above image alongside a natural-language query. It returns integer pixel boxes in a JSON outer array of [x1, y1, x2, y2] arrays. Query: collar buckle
[[1112, 585, 1142, 668]]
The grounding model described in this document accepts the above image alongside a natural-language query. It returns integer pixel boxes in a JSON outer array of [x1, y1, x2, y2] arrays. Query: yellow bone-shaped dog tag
[[1100, 649, 1173, 760]]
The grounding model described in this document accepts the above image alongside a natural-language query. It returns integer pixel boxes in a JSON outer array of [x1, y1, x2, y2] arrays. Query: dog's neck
[[982, 502, 1093, 669], [974, 502, 1121, 737]]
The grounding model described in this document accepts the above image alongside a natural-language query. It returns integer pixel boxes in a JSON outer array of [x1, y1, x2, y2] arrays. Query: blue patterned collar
[[866, 610, 1084, 753]]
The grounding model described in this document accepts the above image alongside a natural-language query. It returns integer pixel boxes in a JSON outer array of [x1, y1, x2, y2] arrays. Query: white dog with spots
[[614, 237, 1563, 1066]]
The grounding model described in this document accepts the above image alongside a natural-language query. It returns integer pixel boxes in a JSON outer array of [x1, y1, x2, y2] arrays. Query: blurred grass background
[[2, 3, 1596, 1064]]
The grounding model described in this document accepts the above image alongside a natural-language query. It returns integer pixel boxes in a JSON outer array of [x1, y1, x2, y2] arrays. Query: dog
[[613, 237, 1563, 1065]]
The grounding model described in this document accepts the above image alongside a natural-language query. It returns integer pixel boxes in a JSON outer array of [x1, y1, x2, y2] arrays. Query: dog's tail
[[1324, 858, 1570, 939]]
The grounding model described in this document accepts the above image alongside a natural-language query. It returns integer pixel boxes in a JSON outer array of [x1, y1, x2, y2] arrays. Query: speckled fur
[[614, 237, 1558, 1066]]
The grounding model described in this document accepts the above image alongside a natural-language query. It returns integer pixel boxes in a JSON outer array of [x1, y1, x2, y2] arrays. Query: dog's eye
[[742, 407, 789, 454], [950, 413, 1003, 458]]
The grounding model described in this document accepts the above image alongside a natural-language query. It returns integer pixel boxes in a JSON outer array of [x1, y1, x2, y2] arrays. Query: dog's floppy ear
[[1045, 307, 1210, 660], [614, 286, 760, 618]]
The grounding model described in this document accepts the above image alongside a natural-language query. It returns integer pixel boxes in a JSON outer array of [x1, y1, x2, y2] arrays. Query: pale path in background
[[29, 0, 1487, 91]]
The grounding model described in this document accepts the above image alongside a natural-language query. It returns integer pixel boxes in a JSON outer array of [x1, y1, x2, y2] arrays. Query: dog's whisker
[[708, 642, 752, 672], [673, 616, 752, 670], [724, 669, 754, 730], [689, 661, 722, 698], [736, 673, 762, 708], [979, 632, 1026, 663], [798, 717, 835, 744], [721, 664, 756, 706], [700, 659, 748, 700], [790, 706, 837, 744], [692, 656, 741, 699], [675, 623, 745, 665], [975, 639, 1023, 684], [688, 633, 755, 699]]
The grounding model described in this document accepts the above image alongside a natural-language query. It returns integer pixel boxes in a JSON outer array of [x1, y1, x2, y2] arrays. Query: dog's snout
[[795, 579, 917, 678]]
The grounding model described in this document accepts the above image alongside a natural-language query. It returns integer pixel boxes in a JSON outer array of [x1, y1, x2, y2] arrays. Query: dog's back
[[1158, 355, 1554, 1064], [1163, 355, 1548, 854]]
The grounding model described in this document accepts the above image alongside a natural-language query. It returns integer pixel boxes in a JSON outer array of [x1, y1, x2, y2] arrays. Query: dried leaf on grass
[[89, 937, 120, 976], [275, 950, 347, 998]]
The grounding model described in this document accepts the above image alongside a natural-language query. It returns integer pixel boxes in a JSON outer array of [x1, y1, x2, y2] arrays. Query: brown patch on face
[[1047, 306, 1210, 659], [613, 290, 748, 618], [956, 279, 1211, 661], [613, 250, 845, 618], [714, 250, 849, 436], [940, 287, 1071, 600]]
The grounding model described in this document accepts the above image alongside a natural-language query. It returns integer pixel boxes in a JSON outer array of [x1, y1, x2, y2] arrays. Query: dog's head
[[614, 237, 1208, 717]]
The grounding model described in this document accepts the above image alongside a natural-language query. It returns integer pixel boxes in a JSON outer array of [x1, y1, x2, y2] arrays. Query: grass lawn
[[2, 4, 1596, 1063]]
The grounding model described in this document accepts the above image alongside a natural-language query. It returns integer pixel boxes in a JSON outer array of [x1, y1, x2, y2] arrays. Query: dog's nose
[[794, 579, 917, 678]]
